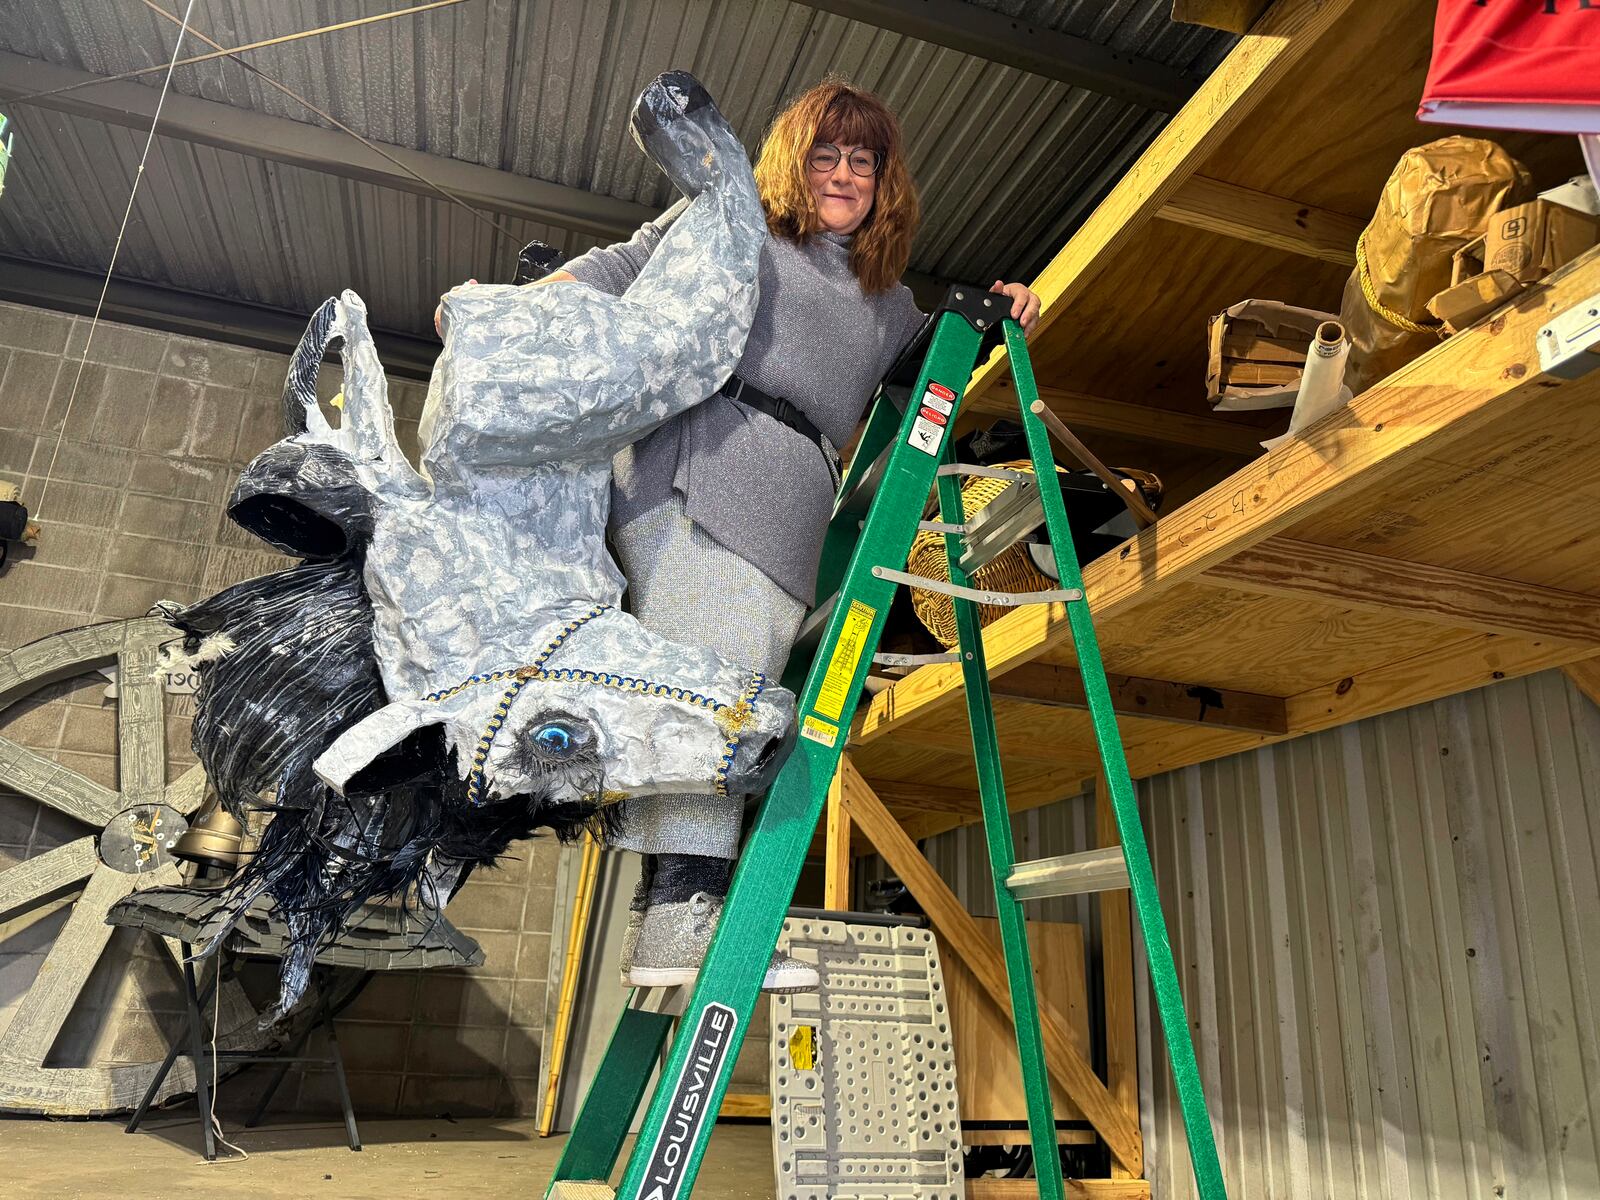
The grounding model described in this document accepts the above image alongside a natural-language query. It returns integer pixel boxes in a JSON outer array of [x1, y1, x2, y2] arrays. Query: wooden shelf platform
[[844, 0, 1598, 841]]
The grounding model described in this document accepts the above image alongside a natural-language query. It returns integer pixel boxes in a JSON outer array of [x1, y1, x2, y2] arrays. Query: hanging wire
[[203, 959, 250, 1164], [136, 0, 518, 242], [33, 0, 199, 524], [8, 1, 471, 105]]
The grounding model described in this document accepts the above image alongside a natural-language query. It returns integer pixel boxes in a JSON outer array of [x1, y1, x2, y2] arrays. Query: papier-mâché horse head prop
[[153, 72, 794, 1016]]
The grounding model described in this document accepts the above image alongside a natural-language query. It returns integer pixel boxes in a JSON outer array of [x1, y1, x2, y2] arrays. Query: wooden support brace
[[1095, 774, 1140, 1180], [1564, 659, 1600, 709], [1029, 401, 1158, 527], [824, 764, 853, 909], [836, 758, 1144, 1176], [992, 661, 1288, 734], [1202, 537, 1600, 644], [987, 382, 1268, 456], [1156, 174, 1363, 266]]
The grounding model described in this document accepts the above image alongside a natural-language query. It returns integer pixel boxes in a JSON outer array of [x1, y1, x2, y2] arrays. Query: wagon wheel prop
[[0, 616, 268, 1116]]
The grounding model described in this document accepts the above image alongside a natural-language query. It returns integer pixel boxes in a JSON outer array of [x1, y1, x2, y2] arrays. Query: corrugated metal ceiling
[[0, 0, 1233, 338]]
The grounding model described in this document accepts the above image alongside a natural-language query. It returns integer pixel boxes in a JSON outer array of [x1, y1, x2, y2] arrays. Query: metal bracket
[[872, 651, 962, 667], [627, 983, 688, 1018], [938, 463, 1030, 481], [871, 565, 1082, 607], [1537, 295, 1600, 380]]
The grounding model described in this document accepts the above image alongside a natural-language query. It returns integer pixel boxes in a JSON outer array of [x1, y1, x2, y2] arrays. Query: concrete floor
[[1, 1114, 778, 1199]]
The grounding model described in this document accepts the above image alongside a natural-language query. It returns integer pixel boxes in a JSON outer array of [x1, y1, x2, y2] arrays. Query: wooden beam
[[1170, 0, 1273, 33], [1564, 659, 1600, 709], [1202, 538, 1600, 644], [855, 246, 1600, 747], [1122, 636, 1600, 780], [0, 52, 652, 240], [1284, 635, 1600, 736], [795, 0, 1199, 111], [870, 714, 1105, 773], [717, 1091, 771, 1120], [1095, 775, 1141, 1181], [824, 764, 853, 909], [965, 0, 1358, 412], [1156, 174, 1363, 265], [1010, 384, 1267, 456], [992, 661, 1288, 734], [865, 778, 984, 814], [836, 759, 1144, 1176]]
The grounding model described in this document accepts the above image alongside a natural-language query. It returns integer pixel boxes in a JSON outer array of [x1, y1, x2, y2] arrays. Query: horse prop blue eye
[[533, 723, 575, 756]]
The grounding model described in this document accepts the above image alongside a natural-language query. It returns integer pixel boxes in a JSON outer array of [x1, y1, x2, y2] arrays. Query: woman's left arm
[[990, 280, 1041, 335]]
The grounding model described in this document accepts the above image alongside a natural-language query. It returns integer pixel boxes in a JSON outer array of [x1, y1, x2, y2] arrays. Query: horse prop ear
[[313, 700, 450, 796]]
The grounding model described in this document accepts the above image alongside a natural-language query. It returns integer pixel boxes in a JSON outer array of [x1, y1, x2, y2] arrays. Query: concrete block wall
[[0, 300, 559, 1117]]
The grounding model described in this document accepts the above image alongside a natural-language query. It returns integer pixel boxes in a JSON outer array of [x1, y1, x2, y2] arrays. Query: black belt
[[719, 376, 835, 468]]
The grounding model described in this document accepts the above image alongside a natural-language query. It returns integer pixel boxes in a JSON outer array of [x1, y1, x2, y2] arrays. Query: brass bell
[[173, 790, 246, 873]]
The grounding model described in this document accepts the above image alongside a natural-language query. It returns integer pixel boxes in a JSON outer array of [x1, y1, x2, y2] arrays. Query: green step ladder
[[547, 288, 1228, 1200]]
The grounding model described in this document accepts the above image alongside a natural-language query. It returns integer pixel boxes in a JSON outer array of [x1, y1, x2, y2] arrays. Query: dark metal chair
[[109, 889, 483, 1160]]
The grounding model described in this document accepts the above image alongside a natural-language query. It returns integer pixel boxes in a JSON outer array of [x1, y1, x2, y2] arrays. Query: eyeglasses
[[808, 143, 883, 178]]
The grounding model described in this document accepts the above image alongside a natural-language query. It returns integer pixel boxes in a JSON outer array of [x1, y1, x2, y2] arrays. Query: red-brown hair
[[753, 78, 919, 295]]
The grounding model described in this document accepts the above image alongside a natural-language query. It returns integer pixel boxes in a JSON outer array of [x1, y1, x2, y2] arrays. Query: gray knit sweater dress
[[563, 206, 924, 858]]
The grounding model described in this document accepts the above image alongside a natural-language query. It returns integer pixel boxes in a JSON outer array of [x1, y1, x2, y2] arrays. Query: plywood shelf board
[[1200, 3, 1580, 216], [944, 918, 1092, 1124], [1285, 393, 1600, 594], [1038, 580, 1463, 696], [965, 0, 1363, 410], [859, 245, 1600, 750], [850, 0, 1600, 838], [985, 220, 1347, 414]]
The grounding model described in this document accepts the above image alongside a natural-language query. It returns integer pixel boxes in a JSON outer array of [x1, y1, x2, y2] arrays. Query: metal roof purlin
[[0, 51, 658, 242], [796, 0, 1202, 111]]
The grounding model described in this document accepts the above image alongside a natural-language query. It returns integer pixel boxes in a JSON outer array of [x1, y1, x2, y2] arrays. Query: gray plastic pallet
[[770, 917, 964, 1200]]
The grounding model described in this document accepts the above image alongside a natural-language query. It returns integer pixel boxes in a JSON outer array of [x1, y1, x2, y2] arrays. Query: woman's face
[[807, 141, 879, 236]]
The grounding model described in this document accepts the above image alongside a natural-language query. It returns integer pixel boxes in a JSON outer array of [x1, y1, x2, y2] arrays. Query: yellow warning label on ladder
[[813, 599, 875, 722]]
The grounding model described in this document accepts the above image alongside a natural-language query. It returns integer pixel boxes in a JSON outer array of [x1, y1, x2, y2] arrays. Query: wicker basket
[[905, 459, 1063, 649]]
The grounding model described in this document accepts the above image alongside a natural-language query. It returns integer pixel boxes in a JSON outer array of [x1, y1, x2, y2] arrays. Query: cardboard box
[[1206, 299, 1338, 410], [1427, 199, 1600, 332]]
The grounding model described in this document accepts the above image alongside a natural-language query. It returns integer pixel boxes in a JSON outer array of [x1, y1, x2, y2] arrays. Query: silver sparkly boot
[[623, 892, 819, 993]]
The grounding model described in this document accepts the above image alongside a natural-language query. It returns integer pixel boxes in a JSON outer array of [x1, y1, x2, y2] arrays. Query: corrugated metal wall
[[864, 668, 1600, 1198], [1138, 669, 1600, 1200]]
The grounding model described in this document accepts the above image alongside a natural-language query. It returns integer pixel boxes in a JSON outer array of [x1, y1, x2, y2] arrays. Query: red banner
[[1420, 1, 1600, 131]]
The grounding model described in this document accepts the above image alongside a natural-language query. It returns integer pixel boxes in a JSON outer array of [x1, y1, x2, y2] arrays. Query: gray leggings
[[608, 493, 806, 859]]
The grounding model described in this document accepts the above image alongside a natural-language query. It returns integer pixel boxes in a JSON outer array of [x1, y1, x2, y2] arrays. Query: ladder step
[[547, 1183, 615, 1199], [870, 565, 1082, 607], [627, 983, 688, 1016], [955, 473, 1048, 576], [873, 650, 961, 667], [938, 463, 1030, 481], [927, 463, 1059, 575], [1007, 847, 1130, 901], [836, 440, 892, 515], [787, 591, 837, 665]]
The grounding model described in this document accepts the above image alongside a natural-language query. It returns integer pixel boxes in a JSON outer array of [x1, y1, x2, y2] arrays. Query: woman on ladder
[[440, 78, 1039, 992]]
